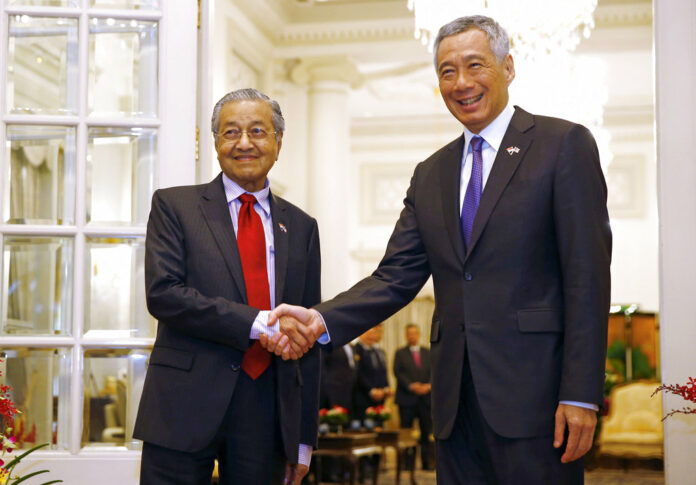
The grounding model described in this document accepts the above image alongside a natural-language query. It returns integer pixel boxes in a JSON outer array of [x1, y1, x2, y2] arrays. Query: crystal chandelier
[[406, 0, 597, 60], [407, 0, 612, 167]]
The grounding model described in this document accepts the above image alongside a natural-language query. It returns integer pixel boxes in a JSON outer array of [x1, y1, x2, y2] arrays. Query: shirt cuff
[[298, 443, 312, 467], [249, 310, 278, 339], [316, 312, 331, 344], [559, 400, 599, 411]]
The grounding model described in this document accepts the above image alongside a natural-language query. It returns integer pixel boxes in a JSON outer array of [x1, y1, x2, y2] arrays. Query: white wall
[[655, 1, 696, 483]]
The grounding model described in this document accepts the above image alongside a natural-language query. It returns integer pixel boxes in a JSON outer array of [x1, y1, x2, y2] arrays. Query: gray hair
[[211, 88, 285, 141], [433, 15, 510, 70]]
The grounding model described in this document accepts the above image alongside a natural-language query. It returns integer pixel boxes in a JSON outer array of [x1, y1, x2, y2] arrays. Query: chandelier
[[407, 0, 612, 168], [406, 0, 597, 60]]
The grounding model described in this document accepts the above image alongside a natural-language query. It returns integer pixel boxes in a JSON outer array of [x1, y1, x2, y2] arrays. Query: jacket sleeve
[[552, 124, 612, 407], [145, 189, 258, 352], [315, 166, 432, 346], [300, 219, 322, 447]]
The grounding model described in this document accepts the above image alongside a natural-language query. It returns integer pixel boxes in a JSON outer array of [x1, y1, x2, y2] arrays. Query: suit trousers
[[140, 364, 286, 485], [435, 357, 583, 485], [399, 399, 433, 468]]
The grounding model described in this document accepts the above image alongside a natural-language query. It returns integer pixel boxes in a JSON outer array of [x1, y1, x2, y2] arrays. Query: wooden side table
[[376, 429, 418, 485], [311, 432, 382, 485]]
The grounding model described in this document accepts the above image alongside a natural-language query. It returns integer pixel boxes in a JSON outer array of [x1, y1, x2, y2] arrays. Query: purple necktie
[[461, 136, 484, 249]]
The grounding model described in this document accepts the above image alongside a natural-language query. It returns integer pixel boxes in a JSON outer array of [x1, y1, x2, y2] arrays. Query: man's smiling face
[[214, 100, 282, 192], [436, 28, 515, 134]]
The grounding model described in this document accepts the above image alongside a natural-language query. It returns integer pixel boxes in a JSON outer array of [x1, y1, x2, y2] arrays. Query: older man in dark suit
[[265, 14, 611, 485], [134, 88, 321, 485]]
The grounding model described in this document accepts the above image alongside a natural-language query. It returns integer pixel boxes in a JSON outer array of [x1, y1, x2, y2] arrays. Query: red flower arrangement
[[0, 359, 62, 484], [652, 376, 696, 420], [319, 405, 349, 425], [365, 405, 392, 422]]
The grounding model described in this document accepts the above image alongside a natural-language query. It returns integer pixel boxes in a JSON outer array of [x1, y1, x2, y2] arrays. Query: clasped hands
[[259, 304, 326, 360]]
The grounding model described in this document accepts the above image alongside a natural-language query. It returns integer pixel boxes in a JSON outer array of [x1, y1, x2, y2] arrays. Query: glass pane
[[0, 348, 71, 451], [86, 127, 156, 225], [7, 16, 78, 115], [1, 236, 73, 336], [7, 0, 79, 6], [4, 125, 76, 225], [88, 18, 158, 117], [85, 237, 154, 337], [90, 0, 159, 8], [82, 348, 148, 449]]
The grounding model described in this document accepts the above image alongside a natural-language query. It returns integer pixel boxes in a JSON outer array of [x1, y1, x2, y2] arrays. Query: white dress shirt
[[222, 173, 313, 467]]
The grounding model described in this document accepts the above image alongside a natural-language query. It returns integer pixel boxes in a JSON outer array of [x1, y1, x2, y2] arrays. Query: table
[[311, 432, 382, 485], [376, 429, 418, 485]]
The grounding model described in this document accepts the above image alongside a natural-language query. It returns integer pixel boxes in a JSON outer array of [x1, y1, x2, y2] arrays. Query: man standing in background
[[393, 324, 433, 470], [353, 324, 392, 421]]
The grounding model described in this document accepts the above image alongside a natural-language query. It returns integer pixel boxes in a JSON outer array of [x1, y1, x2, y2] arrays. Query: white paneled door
[[0, 1, 196, 483]]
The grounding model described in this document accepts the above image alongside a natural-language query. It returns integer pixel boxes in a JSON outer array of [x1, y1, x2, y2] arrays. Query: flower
[[319, 405, 349, 425], [365, 405, 392, 422], [652, 376, 696, 420], [0, 359, 62, 484]]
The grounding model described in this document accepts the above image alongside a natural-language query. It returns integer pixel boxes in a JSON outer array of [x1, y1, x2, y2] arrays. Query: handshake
[[258, 304, 327, 360]]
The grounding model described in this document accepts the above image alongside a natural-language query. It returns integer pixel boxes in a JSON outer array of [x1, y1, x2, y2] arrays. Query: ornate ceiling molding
[[594, 2, 652, 28], [277, 18, 415, 46], [288, 55, 364, 88]]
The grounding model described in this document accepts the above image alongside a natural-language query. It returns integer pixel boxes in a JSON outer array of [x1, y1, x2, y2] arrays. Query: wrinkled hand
[[554, 403, 597, 463], [259, 316, 311, 360], [260, 304, 326, 360], [284, 463, 309, 485]]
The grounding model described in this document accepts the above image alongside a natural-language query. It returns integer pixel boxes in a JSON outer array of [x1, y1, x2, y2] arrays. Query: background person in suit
[[320, 343, 357, 417], [353, 324, 392, 421], [134, 88, 321, 485], [393, 324, 433, 470], [264, 14, 611, 485]]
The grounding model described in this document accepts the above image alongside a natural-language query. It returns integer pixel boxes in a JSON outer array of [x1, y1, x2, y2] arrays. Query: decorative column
[[291, 56, 363, 299]]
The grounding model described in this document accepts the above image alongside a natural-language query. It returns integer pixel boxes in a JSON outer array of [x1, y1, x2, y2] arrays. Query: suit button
[[230, 364, 240, 372], [464, 272, 472, 281]]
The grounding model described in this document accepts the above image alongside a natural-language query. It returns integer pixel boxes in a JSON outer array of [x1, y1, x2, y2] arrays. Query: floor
[[372, 468, 665, 485]]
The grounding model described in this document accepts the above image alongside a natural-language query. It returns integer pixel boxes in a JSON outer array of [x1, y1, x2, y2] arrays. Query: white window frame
[[0, 1, 196, 483]]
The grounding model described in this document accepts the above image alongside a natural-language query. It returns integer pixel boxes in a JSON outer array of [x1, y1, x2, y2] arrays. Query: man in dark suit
[[134, 88, 321, 485], [264, 14, 611, 485], [393, 324, 433, 470], [353, 324, 392, 420], [320, 344, 357, 416]]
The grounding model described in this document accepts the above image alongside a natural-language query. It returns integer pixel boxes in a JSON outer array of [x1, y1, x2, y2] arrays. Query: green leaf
[[4, 443, 50, 470], [9, 469, 48, 484], [39, 480, 63, 485]]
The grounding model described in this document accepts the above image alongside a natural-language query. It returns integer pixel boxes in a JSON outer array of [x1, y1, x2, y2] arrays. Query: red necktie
[[237, 193, 272, 379], [412, 349, 421, 368]]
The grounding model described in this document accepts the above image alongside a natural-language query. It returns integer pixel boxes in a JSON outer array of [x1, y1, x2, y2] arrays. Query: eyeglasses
[[215, 127, 276, 142]]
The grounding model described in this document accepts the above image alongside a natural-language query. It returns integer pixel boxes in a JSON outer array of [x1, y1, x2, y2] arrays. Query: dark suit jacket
[[320, 345, 357, 416], [316, 107, 611, 440], [393, 345, 431, 407], [133, 173, 321, 463], [353, 342, 389, 418]]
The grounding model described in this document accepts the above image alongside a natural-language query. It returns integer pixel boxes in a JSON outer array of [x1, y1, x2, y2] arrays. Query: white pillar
[[291, 57, 362, 299], [655, 2, 696, 483]]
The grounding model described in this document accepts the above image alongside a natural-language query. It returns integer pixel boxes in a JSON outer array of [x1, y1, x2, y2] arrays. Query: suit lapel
[[465, 107, 535, 261], [270, 193, 289, 306], [198, 174, 248, 301], [439, 135, 467, 266]]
